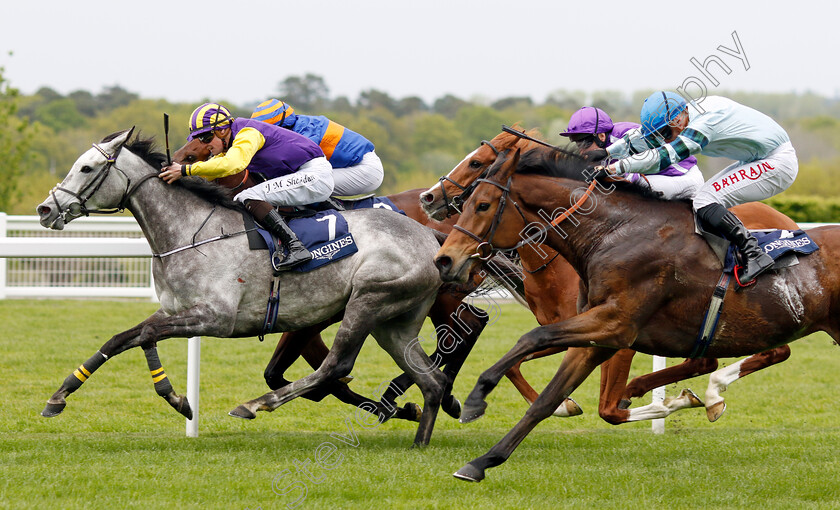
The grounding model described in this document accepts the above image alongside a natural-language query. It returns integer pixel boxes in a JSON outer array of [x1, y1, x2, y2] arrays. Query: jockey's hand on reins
[[585, 165, 614, 183]]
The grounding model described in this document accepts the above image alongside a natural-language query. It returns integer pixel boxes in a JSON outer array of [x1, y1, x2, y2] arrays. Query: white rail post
[[0, 213, 7, 300], [652, 355, 666, 434], [186, 336, 201, 437]]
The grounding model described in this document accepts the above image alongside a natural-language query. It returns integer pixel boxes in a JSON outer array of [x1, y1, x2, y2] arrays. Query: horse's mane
[[102, 131, 244, 211], [514, 147, 683, 203]]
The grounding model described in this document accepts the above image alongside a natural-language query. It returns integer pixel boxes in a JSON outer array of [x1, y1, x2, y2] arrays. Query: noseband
[[451, 176, 525, 261], [49, 141, 159, 221]]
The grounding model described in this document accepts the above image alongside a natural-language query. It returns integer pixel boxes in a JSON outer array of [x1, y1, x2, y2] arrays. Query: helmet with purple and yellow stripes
[[187, 103, 234, 141]]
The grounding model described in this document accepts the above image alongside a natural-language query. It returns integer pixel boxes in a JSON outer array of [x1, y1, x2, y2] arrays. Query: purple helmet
[[187, 103, 234, 141], [559, 107, 614, 136]]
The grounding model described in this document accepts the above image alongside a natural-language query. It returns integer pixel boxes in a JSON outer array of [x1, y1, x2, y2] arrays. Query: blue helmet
[[640, 91, 687, 138]]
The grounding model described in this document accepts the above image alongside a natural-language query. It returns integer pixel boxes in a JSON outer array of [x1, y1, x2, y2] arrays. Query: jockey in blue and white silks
[[559, 106, 704, 199], [160, 102, 335, 270], [251, 99, 384, 197], [601, 92, 799, 283]]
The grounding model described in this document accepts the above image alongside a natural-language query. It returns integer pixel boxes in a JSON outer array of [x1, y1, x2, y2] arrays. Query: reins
[[446, 127, 600, 260], [50, 140, 159, 221]]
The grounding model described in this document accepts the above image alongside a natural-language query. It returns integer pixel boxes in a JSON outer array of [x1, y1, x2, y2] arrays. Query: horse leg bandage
[[144, 347, 174, 397], [63, 351, 108, 393]]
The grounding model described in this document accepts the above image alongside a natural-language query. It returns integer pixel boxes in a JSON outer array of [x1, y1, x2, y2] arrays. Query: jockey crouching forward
[[597, 92, 798, 283], [160, 102, 334, 271], [251, 99, 384, 197], [560, 106, 704, 199]]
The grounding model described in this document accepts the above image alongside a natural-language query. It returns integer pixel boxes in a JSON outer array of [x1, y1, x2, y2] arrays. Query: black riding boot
[[697, 203, 774, 283], [261, 209, 312, 271]]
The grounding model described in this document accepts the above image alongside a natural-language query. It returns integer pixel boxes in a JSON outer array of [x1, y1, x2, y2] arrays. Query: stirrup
[[734, 253, 774, 287], [271, 246, 312, 272]]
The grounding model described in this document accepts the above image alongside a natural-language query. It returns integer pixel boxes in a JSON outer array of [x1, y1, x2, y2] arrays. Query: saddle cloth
[[722, 229, 819, 274], [335, 195, 406, 215], [244, 210, 357, 273]]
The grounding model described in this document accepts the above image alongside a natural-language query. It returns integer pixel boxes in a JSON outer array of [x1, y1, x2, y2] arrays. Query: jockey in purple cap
[[596, 92, 799, 283], [560, 106, 704, 200], [251, 99, 383, 198], [160, 102, 335, 271]]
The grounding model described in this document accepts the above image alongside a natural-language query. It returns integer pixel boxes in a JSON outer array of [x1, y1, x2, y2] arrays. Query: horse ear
[[499, 148, 521, 179]]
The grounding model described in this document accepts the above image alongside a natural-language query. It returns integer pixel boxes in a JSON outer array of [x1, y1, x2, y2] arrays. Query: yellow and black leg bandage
[[63, 351, 108, 393]]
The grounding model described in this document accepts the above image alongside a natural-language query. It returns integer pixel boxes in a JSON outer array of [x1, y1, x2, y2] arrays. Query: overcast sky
[[2, 0, 838, 108]]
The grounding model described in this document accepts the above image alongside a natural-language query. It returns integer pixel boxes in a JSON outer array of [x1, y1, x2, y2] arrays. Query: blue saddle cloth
[[339, 196, 406, 215], [254, 210, 358, 273], [723, 229, 819, 273]]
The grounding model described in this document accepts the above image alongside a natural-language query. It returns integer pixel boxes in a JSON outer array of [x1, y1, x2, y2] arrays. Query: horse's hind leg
[[143, 345, 192, 419], [43, 306, 215, 418], [704, 345, 791, 422]]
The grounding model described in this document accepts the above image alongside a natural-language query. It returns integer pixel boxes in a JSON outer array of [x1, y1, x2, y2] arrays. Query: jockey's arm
[[183, 128, 265, 180], [609, 128, 709, 176]]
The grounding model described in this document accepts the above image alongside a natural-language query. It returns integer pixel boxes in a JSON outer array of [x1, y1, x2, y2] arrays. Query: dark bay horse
[[173, 139, 562, 420], [420, 127, 798, 423], [435, 148, 840, 480], [35, 129, 452, 445]]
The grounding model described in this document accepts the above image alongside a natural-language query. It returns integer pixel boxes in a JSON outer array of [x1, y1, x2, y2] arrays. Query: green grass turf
[[2, 299, 840, 509]]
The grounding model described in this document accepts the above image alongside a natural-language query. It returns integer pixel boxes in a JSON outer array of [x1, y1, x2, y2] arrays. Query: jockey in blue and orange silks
[[251, 99, 384, 198], [160, 102, 335, 271], [559, 106, 705, 200], [595, 91, 799, 283]]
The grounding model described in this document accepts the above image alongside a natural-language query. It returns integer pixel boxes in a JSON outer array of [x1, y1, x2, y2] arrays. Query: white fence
[[1, 213, 833, 436]]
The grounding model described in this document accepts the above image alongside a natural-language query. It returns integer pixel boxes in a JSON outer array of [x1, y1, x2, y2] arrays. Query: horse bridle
[[49, 140, 159, 222], [437, 140, 500, 217]]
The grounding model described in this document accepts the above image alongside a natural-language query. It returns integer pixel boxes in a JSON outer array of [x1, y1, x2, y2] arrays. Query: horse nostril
[[435, 256, 452, 271], [421, 193, 434, 204], [37, 205, 51, 216]]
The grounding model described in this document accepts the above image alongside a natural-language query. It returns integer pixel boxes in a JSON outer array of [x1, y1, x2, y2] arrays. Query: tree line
[[3, 72, 840, 220]]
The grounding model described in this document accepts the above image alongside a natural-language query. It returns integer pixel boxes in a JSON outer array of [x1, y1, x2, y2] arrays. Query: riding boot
[[261, 209, 312, 271], [697, 203, 774, 283]]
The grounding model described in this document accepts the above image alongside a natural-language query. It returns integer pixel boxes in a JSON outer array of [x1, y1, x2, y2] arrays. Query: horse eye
[[477, 202, 491, 212], [469, 160, 482, 169], [80, 165, 93, 173], [184, 155, 196, 163]]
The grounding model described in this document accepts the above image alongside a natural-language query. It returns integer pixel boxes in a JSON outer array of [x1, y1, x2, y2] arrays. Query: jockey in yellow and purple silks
[[251, 99, 384, 197], [160, 102, 335, 271]]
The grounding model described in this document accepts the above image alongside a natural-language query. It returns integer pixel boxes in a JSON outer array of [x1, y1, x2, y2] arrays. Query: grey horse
[[35, 128, 449, 445]]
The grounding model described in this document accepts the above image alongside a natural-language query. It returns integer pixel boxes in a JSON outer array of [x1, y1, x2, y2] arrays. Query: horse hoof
[[459, 400, 487, 424], [406, 402, 423, 422], [453, 463, 485, 482], [339, 375, 354, 385], [229, 405, 256, 420], [179, 400, 194, 421], [617, 399, 632, 410], [442, 394, 462, 419], [681, 389, 704, 408], [41, 402, 66, 418], [553, 397, 583, 418], [706, 401, 726, 422]]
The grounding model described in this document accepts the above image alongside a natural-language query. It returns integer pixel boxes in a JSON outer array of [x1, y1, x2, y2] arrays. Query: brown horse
[[434, 147, 839, 481], [173, 140, 535, 421], [420, 127, 798, 424]]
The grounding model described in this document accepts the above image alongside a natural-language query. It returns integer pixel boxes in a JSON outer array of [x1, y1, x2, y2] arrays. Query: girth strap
[[689, 272, 731, 358]]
